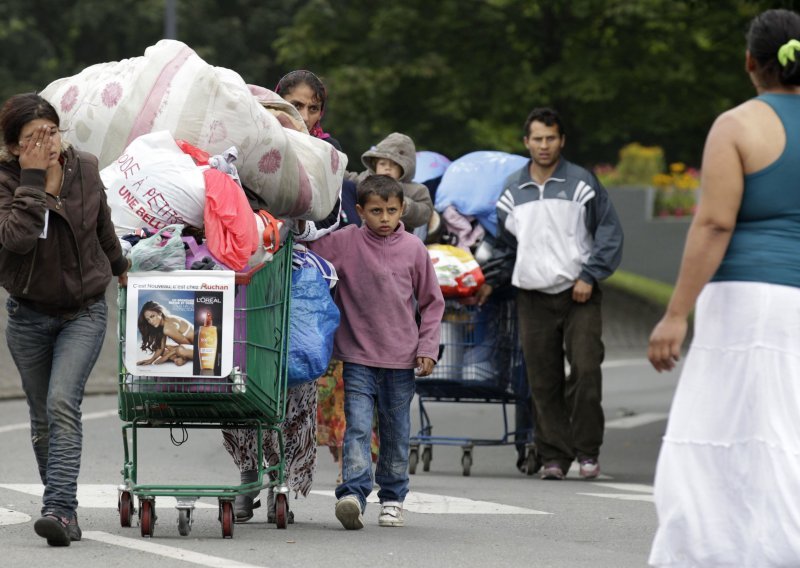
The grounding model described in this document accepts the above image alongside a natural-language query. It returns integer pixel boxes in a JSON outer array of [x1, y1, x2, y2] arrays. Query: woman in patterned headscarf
[[223, 70, 351, 525], [275, 70, 342, 150]]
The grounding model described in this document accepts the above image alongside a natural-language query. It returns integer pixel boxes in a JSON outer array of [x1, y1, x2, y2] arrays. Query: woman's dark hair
[[523, 107, 564, 138], [356, 174, 405, 207], [275, 70, 328, 110], [747, 9, 800, 86], [138, 301, 167, 353], [0, 93, 60, 149]]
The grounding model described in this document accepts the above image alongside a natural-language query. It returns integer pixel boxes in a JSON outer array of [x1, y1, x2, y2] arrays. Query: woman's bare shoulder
[[706, 100, 774, 150], [717, 98, 779, 129], [713, 100, 753, 128], [716, 98, 785, 170]]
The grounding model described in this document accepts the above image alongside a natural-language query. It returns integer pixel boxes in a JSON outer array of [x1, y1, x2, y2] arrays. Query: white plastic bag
[[100, 131, 207, 236]]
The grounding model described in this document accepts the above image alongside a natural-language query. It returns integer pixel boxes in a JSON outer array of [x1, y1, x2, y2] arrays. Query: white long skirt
[[649, 281, 800, 567]]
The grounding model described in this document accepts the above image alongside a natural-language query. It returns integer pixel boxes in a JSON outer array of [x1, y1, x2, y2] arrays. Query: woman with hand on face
[[0, 93, 129, 547]]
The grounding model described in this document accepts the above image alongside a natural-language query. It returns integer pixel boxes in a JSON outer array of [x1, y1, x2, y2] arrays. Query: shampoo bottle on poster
[[198, 312, 218, 375]]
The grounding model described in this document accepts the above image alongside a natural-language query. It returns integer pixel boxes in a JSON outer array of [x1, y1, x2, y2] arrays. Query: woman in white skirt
[[648, 8, 800, 567]]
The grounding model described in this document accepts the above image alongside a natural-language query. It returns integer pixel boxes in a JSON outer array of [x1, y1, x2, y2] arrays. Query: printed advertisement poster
[[125, 271, 236, 378]]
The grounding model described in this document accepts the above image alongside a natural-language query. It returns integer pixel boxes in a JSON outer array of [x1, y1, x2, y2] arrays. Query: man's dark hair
[[356, 174, 405, 207], [523, 107, 564, 138]]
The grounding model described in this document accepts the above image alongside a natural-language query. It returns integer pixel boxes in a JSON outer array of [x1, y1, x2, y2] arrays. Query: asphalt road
[[0, 284, 682, 568]]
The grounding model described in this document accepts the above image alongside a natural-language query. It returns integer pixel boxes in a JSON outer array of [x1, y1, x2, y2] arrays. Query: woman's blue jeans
[[6, 297, 108, 518], [335, 363, 415, 510]]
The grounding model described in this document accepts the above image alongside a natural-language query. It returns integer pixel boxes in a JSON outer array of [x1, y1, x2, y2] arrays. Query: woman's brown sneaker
[[34, 513, 71, 546]]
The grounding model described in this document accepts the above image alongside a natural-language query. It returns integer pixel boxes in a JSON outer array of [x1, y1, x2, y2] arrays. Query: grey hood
[[361, 132, 416, 183]]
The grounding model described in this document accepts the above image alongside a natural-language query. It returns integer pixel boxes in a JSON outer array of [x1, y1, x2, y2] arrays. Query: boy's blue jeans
[[5, 296, 108, 519], [335, 363, 416, 510]]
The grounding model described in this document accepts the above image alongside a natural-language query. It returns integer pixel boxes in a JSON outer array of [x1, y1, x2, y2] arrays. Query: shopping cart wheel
[[119, 491, 133, 528], [219, 500, 234, 539], [525, 445, 542, 476], [140, 499, 155, 538], [461, 447, 473, 477], [408, 447, 419, 475], [274, 493, 289, 529], [178, 508, 192, 536], [422, 446, 433, 472]]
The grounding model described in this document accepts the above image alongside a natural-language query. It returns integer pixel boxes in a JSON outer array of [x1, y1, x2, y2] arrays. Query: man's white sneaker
[[378, 502, 404, 527], [335, 495, 364, 530]]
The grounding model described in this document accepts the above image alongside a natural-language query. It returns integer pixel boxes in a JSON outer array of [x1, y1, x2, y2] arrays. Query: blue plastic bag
[[291, 244, 338, 288], [434, 151, 528, 236], [413, 151, 452, 183], [287, 266, 340, 388]]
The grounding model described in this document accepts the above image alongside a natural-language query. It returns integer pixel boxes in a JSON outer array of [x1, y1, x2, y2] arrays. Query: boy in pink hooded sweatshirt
[[305, 174, 444, 529]]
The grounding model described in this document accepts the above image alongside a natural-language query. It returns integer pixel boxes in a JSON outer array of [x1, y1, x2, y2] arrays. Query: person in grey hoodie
[[346, 132, 434, 231]]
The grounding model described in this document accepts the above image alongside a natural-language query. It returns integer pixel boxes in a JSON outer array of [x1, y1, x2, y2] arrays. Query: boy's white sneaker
[[378, 501, 404, 527], [335, 495, 364, 530]]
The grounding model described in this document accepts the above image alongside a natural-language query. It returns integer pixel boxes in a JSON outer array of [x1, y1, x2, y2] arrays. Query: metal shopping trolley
[[410, 293, 540, 476], [116, 240, 292, 538]]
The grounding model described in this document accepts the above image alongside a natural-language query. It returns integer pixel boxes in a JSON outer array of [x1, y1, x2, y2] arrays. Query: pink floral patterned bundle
[[40, 39, 345, 220]]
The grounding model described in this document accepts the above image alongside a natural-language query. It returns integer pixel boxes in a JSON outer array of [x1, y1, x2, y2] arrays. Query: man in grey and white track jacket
[[477, 107, 623, 481]]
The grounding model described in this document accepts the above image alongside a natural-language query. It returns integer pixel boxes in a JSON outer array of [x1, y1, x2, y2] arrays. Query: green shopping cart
[[116, 239, 292, 538]]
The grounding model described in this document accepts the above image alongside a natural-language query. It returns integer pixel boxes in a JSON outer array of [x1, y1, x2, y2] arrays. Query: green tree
[[274, 0, 790, 168], [1, 0, 798, 172], [176, 0, 302, 87], [0, 0, 164, 100]]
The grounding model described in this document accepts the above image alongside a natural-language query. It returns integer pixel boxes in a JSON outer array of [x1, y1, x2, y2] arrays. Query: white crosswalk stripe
[[578, 492, 654, 503], [0, 484, 217, 509], [0, 507, 30, 526], [310, 489, 550, 515], [606, 412, 669, 429], [578, 482, 655, 503], [83, 531, 268, 568], [0, 483, 550, 516]]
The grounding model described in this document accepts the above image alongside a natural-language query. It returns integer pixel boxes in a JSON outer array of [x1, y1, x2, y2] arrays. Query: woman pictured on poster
[[136, 300, 195, 366]]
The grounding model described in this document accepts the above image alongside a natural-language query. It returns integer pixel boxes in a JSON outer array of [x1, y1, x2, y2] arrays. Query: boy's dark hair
[[747, 9, 800, 86], [523, 107, 564, 138], [356, 174, 405, 207], [0, 92, 60, 150]]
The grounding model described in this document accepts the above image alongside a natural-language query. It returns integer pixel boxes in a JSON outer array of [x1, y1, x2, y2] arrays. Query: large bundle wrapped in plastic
[[40, 39, 345, 220], [434, 151, 528, 236]]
